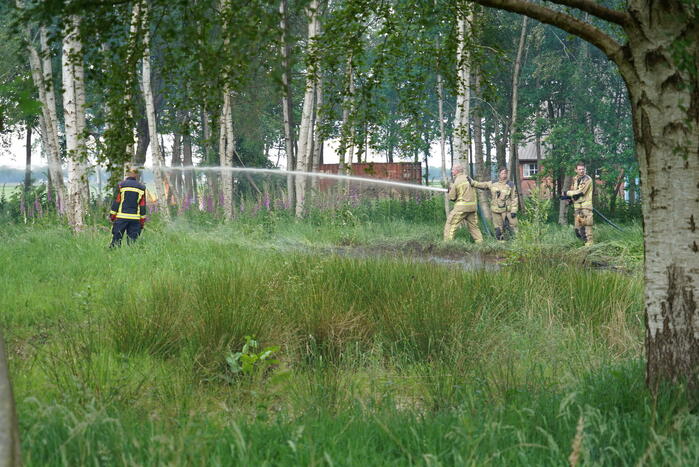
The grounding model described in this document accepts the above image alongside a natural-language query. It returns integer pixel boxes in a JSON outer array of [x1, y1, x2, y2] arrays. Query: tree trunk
[[140, 1, 169, 220], [437, 70, 449, 217], [558, 174, 572, 225], [280, 0, 296, 208], [62, 14, 89, 231], [294, 0, 319, 217], [628, 176, 636, 205], [132, 116, 149, 167], [311, 77, 324, 190], [24, 125, 32, 195], [219, 0, 235, 219], [509, 16, 527, 209], [473, 72, 491, 223], [338, 56, 354, 176], [0, 331, 21, 467], [182, 130, 197, 208], [453, 10, 473, 165], [472, 0, 699, 391], [496, 122, 507, 170], [125, 2, 144, 164], [609, 168, 625, 216], [484, 119, 492, 178], [22, 18, 66, 211], [219, 92, 235, 219], [623, 16, 699, 391], [170, 132, 182, 200]]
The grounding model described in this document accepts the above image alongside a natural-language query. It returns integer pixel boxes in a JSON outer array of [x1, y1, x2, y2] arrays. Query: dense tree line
[[0, 0, 637, 223]]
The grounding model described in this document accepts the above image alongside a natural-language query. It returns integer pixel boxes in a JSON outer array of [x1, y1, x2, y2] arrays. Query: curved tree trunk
[[471, 0, 699, 392], [623, 11, 699, 391]]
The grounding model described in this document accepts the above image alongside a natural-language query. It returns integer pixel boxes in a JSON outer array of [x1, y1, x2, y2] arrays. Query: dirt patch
[[326, 242, 503, 271]]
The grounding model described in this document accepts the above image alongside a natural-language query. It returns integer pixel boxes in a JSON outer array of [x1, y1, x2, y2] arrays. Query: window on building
[[523, 162, 538, 178]]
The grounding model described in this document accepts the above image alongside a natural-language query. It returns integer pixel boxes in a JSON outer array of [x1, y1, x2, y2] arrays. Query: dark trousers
[[111, 219, 142, 247]]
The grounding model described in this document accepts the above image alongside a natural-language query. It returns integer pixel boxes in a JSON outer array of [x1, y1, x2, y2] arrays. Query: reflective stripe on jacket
[[110, 178, 147, 220]]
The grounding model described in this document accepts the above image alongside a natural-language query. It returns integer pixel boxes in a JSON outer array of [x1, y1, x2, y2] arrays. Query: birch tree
[[471, 0, 699, 391], [219, 0, 236, 219], [295, 0, 320, 217], [62, 13, 89, 231], [508, 15, 527, 208], [279, 0, 296, 206], [453, 6, 473, 165], [338, 56, 355, 176], [20, 16, 67, 210], [139, 0, 170, 220], [437, 69, 449, 216]]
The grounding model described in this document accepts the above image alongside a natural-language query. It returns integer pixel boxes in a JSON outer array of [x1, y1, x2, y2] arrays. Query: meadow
[[3, 199, 695, 465]]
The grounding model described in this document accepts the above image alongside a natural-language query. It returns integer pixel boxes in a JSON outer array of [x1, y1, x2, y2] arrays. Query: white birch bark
[[338, 56, 355, 176], [294, 0, 320, 217], [125, 2, 144, 165], [453, 10, 472, 166], [219, 0, 236, 219], [471, 0, 699, 390], [24, 25, 66, 212], [62, 14, 89, 231], [508, 16, 528, 209], [311, 77, 323, 190], [139, 1, 170, 220], [219, 92, 235, 219], [279, 0, 296, 207], [436, 71, 449, 217]]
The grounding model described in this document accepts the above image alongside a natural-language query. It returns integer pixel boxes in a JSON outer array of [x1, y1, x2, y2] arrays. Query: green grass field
[[3, 210, 693, 465], [0, 182, 20, 198]]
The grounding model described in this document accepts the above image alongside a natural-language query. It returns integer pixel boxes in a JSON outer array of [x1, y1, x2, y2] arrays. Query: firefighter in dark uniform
[[109, 170, 147, 247]]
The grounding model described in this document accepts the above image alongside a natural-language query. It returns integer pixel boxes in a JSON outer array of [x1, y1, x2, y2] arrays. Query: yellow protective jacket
[[472, 180, 518, 214], [567, 174, 593, 210], [448, 174, 477, 213]]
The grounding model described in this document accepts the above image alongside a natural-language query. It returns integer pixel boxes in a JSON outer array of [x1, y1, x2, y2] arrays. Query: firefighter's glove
[[510, 213, 516, 218], [109, 214, 116, 222], [139, 218, 146, 228], [559, 195, 572, 201], [571, 193, 583, 200]]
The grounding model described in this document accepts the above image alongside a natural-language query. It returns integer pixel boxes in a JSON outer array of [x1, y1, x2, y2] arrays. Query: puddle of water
[[327, 246, 500, 271]]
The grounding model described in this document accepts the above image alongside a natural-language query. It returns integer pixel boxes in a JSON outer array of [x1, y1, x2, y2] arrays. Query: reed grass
[[0, 213, 663, 465]]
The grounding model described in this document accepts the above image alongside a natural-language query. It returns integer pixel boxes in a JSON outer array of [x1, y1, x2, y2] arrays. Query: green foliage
[[225, 335, 281, 381]]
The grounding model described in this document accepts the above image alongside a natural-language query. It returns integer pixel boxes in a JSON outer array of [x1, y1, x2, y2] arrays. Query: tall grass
[[0, 218, 662, 465]]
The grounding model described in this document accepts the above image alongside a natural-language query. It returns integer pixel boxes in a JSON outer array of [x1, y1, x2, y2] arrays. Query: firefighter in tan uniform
[[444, 165, 483, 243], [564, 162, 594, 246], [472, 168, 518, 240]]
